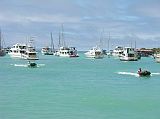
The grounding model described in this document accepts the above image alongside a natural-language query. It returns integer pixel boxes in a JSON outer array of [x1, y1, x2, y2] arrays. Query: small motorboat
[[28, 61, 37, 68], [138, 70, 151, 77]]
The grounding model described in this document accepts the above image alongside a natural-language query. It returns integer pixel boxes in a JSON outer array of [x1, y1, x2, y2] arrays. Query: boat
[[8, 39, 39, 60], [21, 39, 39, 60], [56, 46, 79, 57], [27, 61, 37, 68], [55, 25, 79, 57], [85, 30, 105, 59], [0, 29, 6, 56], [8, 43, 27, 58], [85, 46, 104, 59], [120, 47, 138, 61], [112, 46, 124, 57], [154, 53, 160, 63], [41, 47, 53, 55], [41, 32, 55, 55]]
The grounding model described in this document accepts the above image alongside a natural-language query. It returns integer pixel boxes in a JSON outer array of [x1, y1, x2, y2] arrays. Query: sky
[[0, 0, 160, 50]]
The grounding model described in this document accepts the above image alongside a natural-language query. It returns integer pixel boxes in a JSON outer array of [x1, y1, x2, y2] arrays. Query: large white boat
[[41, 32, 54, 55], [154, 53, 160, 63], [8, 43, 27, 58], [0, 29, 6, 57], [85, 46, 104, 59], [55, 25, 79, 58], [112, 46, 124, 57], [120, 47, 138, 61], [55, 46, 79, 57], [41, 47, 53, 55], [8, 40, 39, 60], [21, 45, 39, 60]]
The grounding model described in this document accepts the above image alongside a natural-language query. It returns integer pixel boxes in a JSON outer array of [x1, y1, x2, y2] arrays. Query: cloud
[[0, 0, 160, 49]]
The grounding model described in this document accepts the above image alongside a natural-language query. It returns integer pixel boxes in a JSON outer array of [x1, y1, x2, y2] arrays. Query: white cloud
[[0, 0, 160, 49]]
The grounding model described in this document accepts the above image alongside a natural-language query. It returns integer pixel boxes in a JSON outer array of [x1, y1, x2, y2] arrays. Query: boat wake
[[117, 72, 160, 77], [13, 64, 28, 67], [11, 64, 45, 68], [151, 73, 160, 76], [117, 72, 139, 77], [38, 64, 45, 66]]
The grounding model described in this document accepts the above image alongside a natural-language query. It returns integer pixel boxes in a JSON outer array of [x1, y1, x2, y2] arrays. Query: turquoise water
[[0, 53, 160, 119]]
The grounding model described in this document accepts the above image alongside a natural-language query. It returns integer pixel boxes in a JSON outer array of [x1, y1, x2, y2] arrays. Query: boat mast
[[98, 29, 104, 49], [58, 30, 61, 48], [99, 32, 103, 49], [61, 24, 66, 47], [108, 32, 110, 52], [50, 32, 54, 52], [134, 40, 136, 49]]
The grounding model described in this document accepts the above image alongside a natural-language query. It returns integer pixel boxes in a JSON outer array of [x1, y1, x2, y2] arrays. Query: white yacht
[[8, 43, 27, 58], [55, 25, 79, 58], [154, 53, 160, 63], [41, 32, 54, 55], [112, 46, 124, 57], [120, 47, 138, 61], [8, 40, 38, 60], [85, 46, 104, 59], [41, 47, 53, 55], [21, 45, 39, 60], [55, 46, 79, 57]]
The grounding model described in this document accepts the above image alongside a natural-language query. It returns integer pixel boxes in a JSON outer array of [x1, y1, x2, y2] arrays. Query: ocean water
[[0, 52, 160, 119]]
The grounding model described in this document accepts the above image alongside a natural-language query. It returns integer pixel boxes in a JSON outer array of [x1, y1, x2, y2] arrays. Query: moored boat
[[120, 47, 138, 61], [85, 46, 104, 59], [154, 53, 160, 63], [54, 25, 79, 58], [41, 47, 53, 55], [41, 32, 55, 55], [55, 46, 79, 57], [9, 39, 39, 60]]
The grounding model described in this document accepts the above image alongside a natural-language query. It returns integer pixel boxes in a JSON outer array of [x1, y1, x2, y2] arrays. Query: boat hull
[[120, 57, 138, 61]]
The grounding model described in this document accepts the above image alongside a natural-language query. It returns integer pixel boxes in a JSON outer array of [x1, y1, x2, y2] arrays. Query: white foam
[[117, 72, 139, 77], [151, 73, 160, 75], [14, 64, 28, 67], [13, 63, 45, 68], [38, 64, 45, 66]]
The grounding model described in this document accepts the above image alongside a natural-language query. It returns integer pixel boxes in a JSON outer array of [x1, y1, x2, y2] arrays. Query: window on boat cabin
[[20, 51, 25, 53], [70, 51, 73, 55], [29, 53, 36, 55], [128, 54, 134, 57]]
